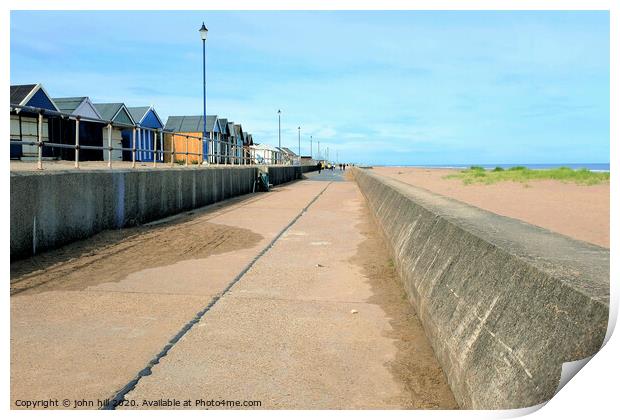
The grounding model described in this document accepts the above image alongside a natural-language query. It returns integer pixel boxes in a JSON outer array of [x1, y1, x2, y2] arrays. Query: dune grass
[[445, 166, 609, 186]]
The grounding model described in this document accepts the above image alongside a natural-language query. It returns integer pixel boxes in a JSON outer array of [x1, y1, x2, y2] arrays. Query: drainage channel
[[102, 182, 333, 410]]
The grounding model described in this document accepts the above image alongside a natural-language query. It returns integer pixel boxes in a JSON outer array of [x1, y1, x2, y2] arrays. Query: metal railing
[[9, 104, 292, 170]]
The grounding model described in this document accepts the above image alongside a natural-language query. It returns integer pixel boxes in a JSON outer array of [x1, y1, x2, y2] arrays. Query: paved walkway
[[11, 171, 455, 409]]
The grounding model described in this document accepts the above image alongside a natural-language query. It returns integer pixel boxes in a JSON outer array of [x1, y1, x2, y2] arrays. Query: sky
[[10, 10, 610, 165]]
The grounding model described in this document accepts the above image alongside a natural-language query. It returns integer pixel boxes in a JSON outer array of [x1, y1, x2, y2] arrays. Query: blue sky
[[10, 10, 609, 165]]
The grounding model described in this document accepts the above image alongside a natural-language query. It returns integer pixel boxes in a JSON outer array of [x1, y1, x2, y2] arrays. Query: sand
[[371, 167, 609, 248]]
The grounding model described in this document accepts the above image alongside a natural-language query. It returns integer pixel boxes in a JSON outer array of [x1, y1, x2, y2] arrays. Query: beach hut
[[217, 118, 231, 163], [164, 115, 221, 164], [124, 106, 164, 162], [232, 124, 247, 164], [244, 132, 255, 164], [227, 122, 242, 164], [52, 96, 105, 161], [93, 103, 136, 161], [10, 83, 59, 160]]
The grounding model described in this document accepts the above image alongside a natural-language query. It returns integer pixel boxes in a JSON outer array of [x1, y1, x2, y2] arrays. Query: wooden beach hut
[[93, 103, 136, 161], [52, 96, 105, 161], [10, 83, 60, 160], [124, 106, 164, 162], [164, 115, 221, 164]]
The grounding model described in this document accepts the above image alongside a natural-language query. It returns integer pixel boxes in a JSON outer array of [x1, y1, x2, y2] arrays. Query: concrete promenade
[[11, 171, 456, 409]]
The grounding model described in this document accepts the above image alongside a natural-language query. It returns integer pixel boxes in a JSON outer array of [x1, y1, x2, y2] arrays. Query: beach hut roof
[[218, 118, 229, 134], [251, 143, 280, 152], [53, 96, 102, 119], [279, 147, 297, 157], [93, 103, 136, 125], [233, 124, 243, 138], [127, 106, 163, 128], [11, 83, 60, 112], [11, 84, 37, 105], [165, 115, 220, 133]]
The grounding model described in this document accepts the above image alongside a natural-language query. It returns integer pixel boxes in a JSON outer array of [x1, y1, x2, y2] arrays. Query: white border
[[2, 2, 616, 420]]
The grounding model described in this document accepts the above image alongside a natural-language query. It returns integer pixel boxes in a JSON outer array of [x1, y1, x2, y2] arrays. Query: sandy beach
[[371, 167, 609, 248]]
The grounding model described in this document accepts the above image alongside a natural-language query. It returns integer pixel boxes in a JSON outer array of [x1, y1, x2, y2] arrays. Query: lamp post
[[310, 135, 313, 159], [297, 126, 301, 162], [318, 141, 320, 160], [277, 110, 281, 164], [199, 22, 208, 163]]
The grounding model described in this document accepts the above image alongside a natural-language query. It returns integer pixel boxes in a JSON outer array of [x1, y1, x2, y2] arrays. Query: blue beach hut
[[124, 106, 164, 162]]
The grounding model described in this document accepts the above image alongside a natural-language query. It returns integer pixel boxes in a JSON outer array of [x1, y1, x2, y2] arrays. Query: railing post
[[137, 128, 142, 163], [37, 112, 43, 170], [107, 123, 112, 168], [74, 117, 80, 169], [153, 129, 158, 168], [160, 130, 164, 165], [185, 135, 189, 166], [170, 134, 175, 166], [132, 127, 136, 168]]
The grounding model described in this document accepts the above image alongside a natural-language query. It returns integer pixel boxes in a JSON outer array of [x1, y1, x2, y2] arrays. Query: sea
[[388, 163, 610, 172]]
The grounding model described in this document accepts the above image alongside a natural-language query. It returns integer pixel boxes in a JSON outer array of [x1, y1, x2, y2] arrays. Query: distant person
[[317, 161, 322, 174]]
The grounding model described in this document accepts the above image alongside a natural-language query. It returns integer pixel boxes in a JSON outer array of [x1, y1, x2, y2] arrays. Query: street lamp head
[[199, 22, 209, 41], [298, 126, 301, 130], [278, 109, 281, 114]]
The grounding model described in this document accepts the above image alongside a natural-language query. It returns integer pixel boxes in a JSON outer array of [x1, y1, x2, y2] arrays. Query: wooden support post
[[160, 131, 164, 165], [185, 135, 189, 166], [137, 128, 142, 163]]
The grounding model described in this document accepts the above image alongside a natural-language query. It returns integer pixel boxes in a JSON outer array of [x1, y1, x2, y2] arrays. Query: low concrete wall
[[268, 164, 319, 185], [352, 168, 609, 409], [11, 165, 315, 260], [268, 166, 302, 186]]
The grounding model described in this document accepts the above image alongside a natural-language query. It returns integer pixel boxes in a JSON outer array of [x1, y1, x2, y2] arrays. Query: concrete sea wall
[[267, 165, 302, 186], [352, 168, 609, 409], [11, 165, 315, 260]]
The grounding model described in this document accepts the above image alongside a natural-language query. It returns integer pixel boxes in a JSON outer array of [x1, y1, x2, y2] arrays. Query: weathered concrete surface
[[352, 168, 609, 409], [11, 180, 327, 408], [122, 171, 456, 409], [12, 171, 455, 409], [10, 165, 317, 260]]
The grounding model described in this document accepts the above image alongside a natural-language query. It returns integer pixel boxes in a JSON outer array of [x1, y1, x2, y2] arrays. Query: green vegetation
[[445, 166, 609, 186], [174, 159, 200, 165]]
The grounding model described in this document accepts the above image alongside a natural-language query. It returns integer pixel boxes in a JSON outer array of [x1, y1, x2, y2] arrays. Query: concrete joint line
[[102, 181, 333, 410]]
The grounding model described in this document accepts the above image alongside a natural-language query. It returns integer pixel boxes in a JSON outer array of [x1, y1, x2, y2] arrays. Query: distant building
[[93, 103, 136, 161], [277, 147, 298, 165], [300, 155, 315, 165], [10, 83, 59, 160], [125, 106, 164, 162], [250, 143, 281, 165]]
